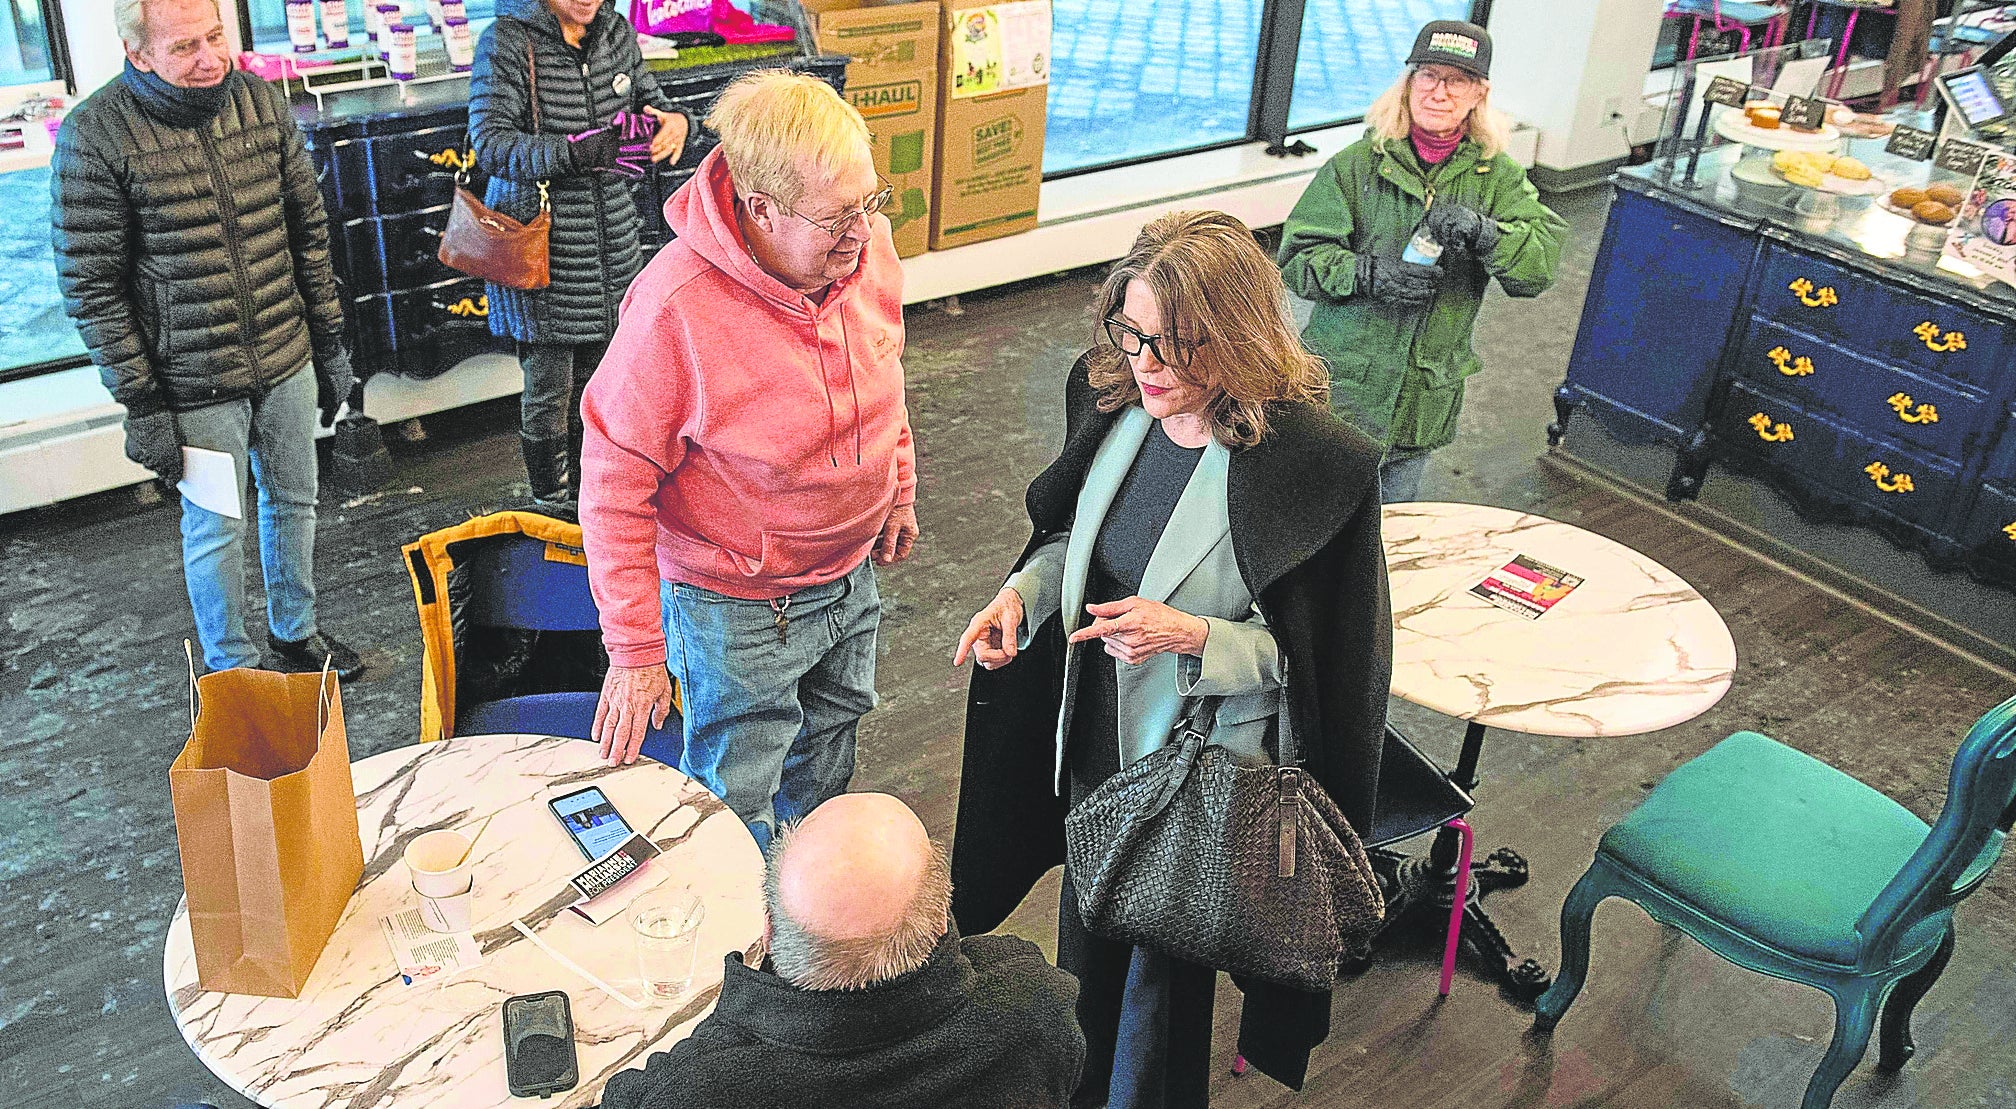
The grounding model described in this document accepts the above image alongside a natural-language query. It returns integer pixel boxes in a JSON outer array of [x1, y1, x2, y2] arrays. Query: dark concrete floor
[[3, 184, 2014, 1108]]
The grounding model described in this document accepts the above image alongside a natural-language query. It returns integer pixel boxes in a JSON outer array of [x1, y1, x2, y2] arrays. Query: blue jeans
[[1379, 446, 1434, 504], [175, 366, 320, 671], [660, 560, 880, 851]]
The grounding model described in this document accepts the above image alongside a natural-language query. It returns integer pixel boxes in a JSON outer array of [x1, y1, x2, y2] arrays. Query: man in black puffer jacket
[[51, 0, 364, 678]]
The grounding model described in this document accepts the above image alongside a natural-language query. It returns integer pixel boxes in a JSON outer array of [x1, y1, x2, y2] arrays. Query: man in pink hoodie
[[579, 71, 918, 849]]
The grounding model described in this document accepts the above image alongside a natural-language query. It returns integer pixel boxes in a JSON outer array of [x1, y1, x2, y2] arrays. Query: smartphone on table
[[502, 990, 578, 1098], [547, 785, 637, 860]]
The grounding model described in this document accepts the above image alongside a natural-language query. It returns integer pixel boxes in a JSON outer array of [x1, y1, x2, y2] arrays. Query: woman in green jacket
[[1279, 20, 1566, 502]]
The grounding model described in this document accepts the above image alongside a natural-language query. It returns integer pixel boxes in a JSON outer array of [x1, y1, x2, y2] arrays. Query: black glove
[[124, 410, 183, 484], [1354, 251, 1442, 309], [567, 127, 621, 172], [316, 348, 356, 427], [1424, 202, 1502, 258]]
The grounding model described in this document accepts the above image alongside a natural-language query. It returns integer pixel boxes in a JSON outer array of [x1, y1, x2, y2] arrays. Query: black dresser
[[296, 53, 847, 380]]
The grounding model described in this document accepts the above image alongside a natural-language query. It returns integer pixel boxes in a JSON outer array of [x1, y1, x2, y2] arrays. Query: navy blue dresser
[[1557, 164, 2016, 595], [295, 53, 846, 381]]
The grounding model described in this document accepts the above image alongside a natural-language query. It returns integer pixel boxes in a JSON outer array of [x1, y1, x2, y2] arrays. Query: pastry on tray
[[1831, 156, 1872, 181], [1925, 183, 1965, 207], [1746, 105, 1782, 129], [1912, 200, 1957, 226], [1890, 186, 1928, 209]]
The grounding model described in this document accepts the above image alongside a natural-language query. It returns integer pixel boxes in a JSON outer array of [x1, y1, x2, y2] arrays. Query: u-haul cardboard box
[[803, 0, 941, 257], [931, 0, 1049, 250]]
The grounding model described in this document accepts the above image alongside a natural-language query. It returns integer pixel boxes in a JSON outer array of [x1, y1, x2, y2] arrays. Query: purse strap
[[457, 37, 549, 212]]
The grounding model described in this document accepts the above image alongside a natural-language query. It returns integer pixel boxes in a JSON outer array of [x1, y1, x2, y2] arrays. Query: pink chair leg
[[1735, 21, 1753, 54], [1439, 817, 1475, 997], [1687, 16, 1703, 60], [1828, 9, 1859, 98]]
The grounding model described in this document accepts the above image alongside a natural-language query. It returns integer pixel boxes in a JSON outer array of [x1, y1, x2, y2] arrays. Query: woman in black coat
[[951, 211, 1394, 1106], [469, 0, 688, 500]]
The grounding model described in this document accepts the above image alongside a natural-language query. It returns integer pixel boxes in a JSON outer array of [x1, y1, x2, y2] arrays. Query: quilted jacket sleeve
[[50, 118, 161, 416], [469, 21, 581, 180], [269, 80, 347, 363]]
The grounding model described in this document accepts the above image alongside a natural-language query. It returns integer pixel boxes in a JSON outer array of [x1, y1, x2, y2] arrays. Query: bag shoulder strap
[[1136, 697, 1220, 823], [526, 39, 540, 131]]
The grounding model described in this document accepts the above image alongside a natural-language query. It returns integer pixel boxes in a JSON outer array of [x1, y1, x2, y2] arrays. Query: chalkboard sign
[[1885, 125, 1937, 161], [1703, 76, 1751, 108], [1779, 95, 1828, 131], [1935, 138, 1993, 177]]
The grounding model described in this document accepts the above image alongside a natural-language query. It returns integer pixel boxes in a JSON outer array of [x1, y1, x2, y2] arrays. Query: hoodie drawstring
[[814, 318, 839, 468], [841, 313, 863, 465]]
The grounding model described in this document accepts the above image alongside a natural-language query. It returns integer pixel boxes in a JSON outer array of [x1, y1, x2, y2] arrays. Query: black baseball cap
[[1407, 20, 1492, 80]]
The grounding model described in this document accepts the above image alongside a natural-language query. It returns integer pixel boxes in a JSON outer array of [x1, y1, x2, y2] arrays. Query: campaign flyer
[[1469, 554, 1583, 620]]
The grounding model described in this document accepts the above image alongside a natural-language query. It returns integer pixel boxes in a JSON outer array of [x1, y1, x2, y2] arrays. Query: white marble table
[[163, 733, 764, 1108], [1383, 501, 1737, 738], [1377, 502, 1737, 1003]]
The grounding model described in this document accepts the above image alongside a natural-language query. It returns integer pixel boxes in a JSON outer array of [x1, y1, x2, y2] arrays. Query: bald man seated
[[598, 793, 1086, 1109]]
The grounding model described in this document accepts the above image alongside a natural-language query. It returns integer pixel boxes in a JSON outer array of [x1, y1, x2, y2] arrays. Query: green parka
[[1279, 133, 1566, 451]]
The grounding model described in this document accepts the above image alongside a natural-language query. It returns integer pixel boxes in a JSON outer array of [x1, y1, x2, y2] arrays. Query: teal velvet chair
[[1533, 695, 2016, 1109]]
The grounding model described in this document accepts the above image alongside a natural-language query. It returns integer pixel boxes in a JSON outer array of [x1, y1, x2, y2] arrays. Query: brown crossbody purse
[[437, 39, 551, 290]]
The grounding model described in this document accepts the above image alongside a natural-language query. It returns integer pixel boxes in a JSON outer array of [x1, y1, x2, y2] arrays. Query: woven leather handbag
[[1063, 697, 1385, 992], [437, 41, 550, 290]]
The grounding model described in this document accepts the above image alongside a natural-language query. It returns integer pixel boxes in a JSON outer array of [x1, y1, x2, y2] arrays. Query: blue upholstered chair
[[460, 691, 684, 768], [1534, 695, 2016, 1109]]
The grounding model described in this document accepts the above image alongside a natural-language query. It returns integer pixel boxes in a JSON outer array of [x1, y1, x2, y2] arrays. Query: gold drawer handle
[[1912, 321, 1967, 352], [1747, 412, 1795, 442], [1766, 345, 1816, 377], [443, 295, 488, 318], [1886, 392, 1939, 424], [420, 147, 473, 172], [1864, 461, 1915, 494], [2004, 521, 2016, 542], [1789, 277, 1838, 308]]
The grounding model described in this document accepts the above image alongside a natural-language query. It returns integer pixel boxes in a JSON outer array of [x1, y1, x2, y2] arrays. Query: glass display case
[[1630, 38, 2016, 309]]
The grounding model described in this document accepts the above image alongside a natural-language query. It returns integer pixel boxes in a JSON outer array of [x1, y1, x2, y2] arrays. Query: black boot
[[521, 434, 571, 504]]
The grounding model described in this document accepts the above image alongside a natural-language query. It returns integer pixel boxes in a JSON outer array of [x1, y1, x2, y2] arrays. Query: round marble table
[[163, 733, 763, 1108], [1382, 502, 1737, 737], [1378, 502, 1737, 1002]]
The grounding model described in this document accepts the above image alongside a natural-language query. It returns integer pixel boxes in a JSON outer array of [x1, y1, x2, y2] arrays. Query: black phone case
[[503, 990, 579, 1098]]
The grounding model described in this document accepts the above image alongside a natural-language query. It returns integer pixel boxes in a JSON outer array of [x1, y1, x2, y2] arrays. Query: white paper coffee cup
[[407, 829, 474, 898]]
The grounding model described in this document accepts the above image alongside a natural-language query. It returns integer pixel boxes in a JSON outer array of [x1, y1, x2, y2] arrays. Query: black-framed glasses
[[1103, 316, 1206, 366], [776, 181, 895, 239]]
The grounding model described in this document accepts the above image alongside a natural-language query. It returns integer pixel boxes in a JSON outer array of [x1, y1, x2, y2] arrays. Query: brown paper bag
[[170, 645, 366, 997]]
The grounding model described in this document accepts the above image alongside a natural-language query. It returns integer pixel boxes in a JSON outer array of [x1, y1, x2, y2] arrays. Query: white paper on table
[[175, 446, 241, 520], [1770, 55, 1830, 102], [380, 908, 482, 986]]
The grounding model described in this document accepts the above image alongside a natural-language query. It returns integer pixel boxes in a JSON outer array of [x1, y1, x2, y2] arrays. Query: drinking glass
[[632, 889, 705, 1000]]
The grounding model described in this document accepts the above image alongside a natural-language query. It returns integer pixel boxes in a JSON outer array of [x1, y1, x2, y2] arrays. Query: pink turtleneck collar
[[1411, 124, 1462, 165]]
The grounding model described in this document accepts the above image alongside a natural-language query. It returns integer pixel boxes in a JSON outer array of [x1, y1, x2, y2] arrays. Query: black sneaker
[[268, 631, 367, 682]]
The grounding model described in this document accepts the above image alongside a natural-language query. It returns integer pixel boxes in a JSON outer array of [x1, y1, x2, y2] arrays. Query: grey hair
[[762, 825, 953, 992], [116, 0, 223, 49]]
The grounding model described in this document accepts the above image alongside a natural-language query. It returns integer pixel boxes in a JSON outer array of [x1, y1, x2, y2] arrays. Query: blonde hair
[[1364, 67, 1512, 160], [705, 70, 872, 209], [1087, 211, 1330, 449]]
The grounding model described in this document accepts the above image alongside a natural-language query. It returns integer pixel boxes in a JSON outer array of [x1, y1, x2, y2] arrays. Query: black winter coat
[[50, 72, 345, 415], [598, 928, 1086, 1109], [469, 0, 682, 345], [951, 355, 1393, 1091]]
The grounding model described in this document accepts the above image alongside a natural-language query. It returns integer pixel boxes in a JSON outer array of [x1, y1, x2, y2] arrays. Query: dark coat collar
[[707, 927, 973, 1053]]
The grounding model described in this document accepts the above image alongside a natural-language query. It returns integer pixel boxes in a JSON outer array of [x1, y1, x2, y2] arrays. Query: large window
[[1, 0, 61, 86], [0, 166, 87, 378], [1288, 0, 1479, 132], [1044, 0, 1264, 176]]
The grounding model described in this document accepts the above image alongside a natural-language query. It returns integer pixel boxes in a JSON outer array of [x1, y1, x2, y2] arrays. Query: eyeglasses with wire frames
[[1103, 316, 1207, 367], [770, 180, 896, 239], [1411, 66, 1483, 96]]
